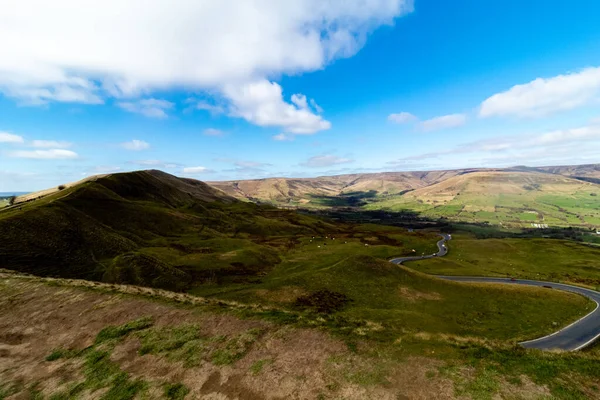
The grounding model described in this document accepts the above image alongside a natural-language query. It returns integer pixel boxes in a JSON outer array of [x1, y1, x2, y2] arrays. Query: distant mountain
[[364, 170, 600, 228], [534, 163, 600, 179], [208, 169, 484, 206], [209, 164, 600, 207]]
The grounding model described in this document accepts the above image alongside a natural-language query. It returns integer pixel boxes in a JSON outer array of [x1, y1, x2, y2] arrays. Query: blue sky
[[2, 0, 600, 191]]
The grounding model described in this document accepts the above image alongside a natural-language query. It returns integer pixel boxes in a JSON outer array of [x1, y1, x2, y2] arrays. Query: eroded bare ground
[[0, 274, 550, 399]]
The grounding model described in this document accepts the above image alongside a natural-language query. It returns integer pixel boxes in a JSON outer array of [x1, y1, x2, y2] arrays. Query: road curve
[[390, 234, 600, 351]]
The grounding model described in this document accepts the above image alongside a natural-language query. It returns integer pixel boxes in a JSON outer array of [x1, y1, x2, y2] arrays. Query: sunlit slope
[[209, 170, 467, 206], [366, 171, 600, 227]]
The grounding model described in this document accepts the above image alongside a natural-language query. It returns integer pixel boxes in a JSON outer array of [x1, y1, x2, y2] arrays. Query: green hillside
[[0, 170, 336, 289], [364, 171, 600, 228]]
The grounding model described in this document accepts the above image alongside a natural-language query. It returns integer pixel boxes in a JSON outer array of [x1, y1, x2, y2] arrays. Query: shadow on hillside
[[298, 207, 600, 243], [307, 190, 379, 207]]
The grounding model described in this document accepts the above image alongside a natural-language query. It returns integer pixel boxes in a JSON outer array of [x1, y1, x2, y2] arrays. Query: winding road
[[390, 234, 600, 351]]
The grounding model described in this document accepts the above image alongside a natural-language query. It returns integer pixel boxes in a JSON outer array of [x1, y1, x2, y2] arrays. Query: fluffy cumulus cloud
[[301, 154, 354, 168], [419, 113, 467, 132], [8, 149, 79, 159], [117, 98, 174, 118], [388, 112, 417, 124], [223, 80, 331, 134], [120, 140, 150, 151], [0, 132, 24, 143], [480, 67, 600, 118], [0, 0, 412, 131]]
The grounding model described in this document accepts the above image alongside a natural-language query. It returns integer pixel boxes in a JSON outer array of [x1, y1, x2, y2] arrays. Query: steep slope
[[0, 170, 333, 288]]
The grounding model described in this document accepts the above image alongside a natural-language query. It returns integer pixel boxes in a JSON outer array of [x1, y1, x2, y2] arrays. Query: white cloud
[[273, 133, 294, 141], [532, 125, 600, 146], [196, 102, 224, 114], [30, 140, 72, 148], [183, 166, 214, 174], [0, 0, 411, 128], [203, 128, 225, 136], [388, 112, 417, 124], [117, 98, 174, 118], [0, 132, 24, 144], [120, 140, 150, 151], [301, 154, 354, 168], [388, 124, 600, 168], [420, 113, 466, 131], [291, 94, 309, 110], [9, 149, 78, 159], [224, 80, 331, 134], [310, 99, 324, 113], [480, 67, 600, 118]]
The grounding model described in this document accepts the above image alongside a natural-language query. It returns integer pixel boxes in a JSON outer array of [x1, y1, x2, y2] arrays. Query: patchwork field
[[365, 171, 600, 228]]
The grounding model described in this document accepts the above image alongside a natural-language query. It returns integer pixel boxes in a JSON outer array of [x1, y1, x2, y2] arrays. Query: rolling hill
[[365, 170, 600, 227], [208, 169, 477, 206], [3, 169, 600, 398], [0, 170, 336, 289], [209, 164, 600, 227]]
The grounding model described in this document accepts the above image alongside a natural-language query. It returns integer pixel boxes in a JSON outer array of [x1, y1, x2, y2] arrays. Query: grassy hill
[[208, 170, 470, 206], [209, 164, 600, 228], [365, 171, 600, 228], [1, 169, 594, 344], [2, 169, 600, 398], [0, 170, 338, 289]]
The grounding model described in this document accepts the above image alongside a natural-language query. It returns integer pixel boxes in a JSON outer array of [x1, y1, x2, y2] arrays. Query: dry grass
[[0, 275, 466, 399], [398, 286, 442, 301]]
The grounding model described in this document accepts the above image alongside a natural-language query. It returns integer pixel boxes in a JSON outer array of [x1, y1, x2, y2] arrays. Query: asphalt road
[[390, 234, 600, 351]]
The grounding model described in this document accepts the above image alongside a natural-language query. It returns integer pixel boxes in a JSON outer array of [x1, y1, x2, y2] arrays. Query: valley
[[1, 169, 600, 399], [211, 164, 600, 229]]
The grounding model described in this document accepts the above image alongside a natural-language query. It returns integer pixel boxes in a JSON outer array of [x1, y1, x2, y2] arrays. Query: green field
[[183, 231, 593, 346], [409, 234, 600, 287], [365, 188, 600, 229]]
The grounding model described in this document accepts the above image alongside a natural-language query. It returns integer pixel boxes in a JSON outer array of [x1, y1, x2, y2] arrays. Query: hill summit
[[0, 170, 331, 290]]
